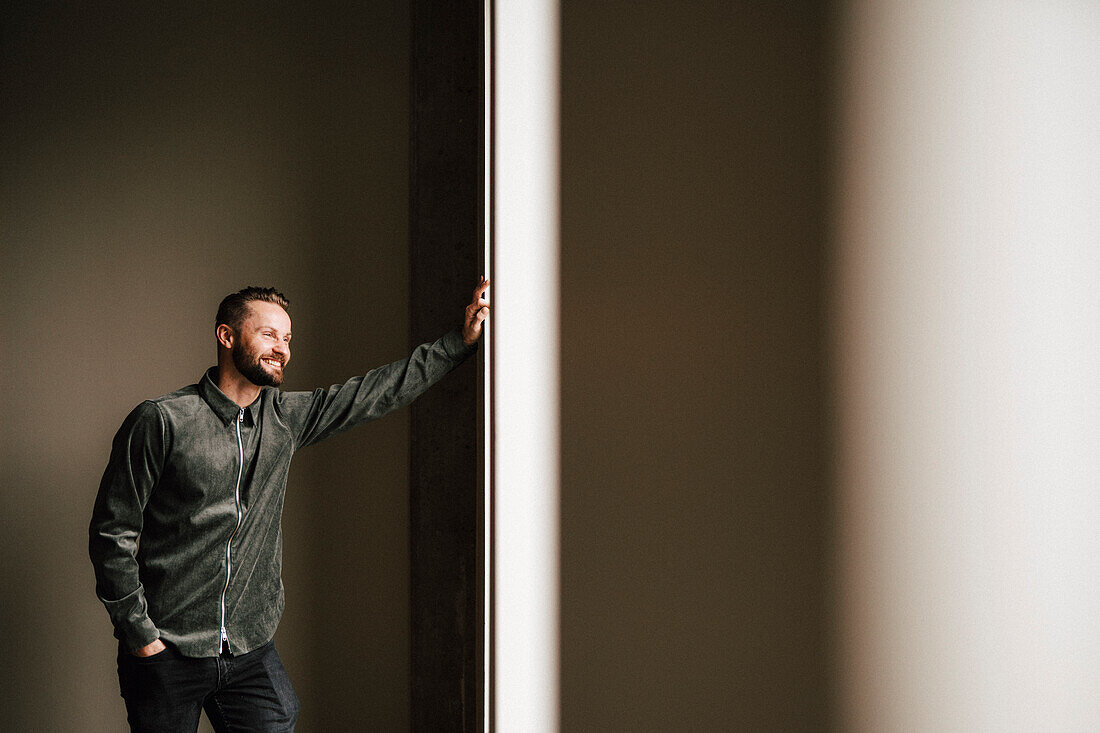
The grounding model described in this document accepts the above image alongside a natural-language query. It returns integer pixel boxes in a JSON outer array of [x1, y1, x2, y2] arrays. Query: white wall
[[835, 2, 1100, 730]]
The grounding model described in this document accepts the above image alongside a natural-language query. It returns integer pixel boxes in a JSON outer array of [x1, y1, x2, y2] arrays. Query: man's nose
[[272, 342, 289, 358]]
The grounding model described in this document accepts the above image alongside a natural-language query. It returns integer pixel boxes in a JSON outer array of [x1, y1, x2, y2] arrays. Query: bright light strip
[[491, 0, 561, 730]]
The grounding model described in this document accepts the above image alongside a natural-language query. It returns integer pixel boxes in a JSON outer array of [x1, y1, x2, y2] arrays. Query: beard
[[232, 341, 285, 387]]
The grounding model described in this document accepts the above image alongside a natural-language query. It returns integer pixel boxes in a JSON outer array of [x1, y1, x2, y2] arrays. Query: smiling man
[[89, 279, 489, 732]]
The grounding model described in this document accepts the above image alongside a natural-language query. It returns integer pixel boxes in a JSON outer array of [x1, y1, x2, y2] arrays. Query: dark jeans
[[116, 639, 300, 732]]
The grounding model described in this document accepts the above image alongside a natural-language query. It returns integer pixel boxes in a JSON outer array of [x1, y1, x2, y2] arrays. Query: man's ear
[[216, 324, 235, 350]]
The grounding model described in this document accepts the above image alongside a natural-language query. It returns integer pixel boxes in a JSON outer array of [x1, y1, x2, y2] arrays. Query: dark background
[[559, 1, 832, 730], [2, 3, 422, 730]]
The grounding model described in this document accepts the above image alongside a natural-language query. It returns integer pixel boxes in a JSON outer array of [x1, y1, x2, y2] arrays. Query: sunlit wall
[[492, 0, 561, 730], [834, 2, 1100, 730]]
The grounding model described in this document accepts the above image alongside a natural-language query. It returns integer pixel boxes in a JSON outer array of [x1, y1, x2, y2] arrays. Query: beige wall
[[0, 3, 412, 730], [559, 2, 833, 730]]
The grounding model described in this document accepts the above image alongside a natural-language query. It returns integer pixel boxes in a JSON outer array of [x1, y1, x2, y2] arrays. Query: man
[[89, 277, 490, 732]]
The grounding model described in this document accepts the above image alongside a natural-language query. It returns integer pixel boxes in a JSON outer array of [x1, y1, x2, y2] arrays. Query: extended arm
[[283, 277, 490, 449], [282, 327, 477, 449]]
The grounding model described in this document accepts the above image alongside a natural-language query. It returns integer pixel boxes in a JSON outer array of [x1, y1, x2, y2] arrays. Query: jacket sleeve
[[279, 327, 478, 450], [88, 400, 166, 652]]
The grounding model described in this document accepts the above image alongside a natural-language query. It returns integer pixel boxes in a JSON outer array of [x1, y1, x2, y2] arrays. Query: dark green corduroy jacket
[[89, 328, 477, 657]]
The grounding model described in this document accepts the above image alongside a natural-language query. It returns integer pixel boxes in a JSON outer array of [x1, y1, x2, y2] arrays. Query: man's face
[[231, 301, 292, 387]]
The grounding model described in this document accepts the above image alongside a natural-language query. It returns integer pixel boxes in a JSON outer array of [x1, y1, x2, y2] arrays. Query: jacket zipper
[[219, 407, 246, 653]]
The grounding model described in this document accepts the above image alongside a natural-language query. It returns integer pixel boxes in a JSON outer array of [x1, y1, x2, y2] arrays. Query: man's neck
[[216, 364, 262, 409]]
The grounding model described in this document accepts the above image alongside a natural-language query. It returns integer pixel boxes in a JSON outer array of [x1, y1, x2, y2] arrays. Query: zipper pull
[[221, 626, 230, 652], [238, 408, 244, 423]]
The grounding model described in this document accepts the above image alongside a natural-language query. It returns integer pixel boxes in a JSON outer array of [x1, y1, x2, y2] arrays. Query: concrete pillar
[[835, 3, 1100, 730]]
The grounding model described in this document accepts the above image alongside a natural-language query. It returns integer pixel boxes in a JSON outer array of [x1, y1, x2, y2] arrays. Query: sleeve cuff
[[118, 618, 161, 654], [101, 584, 160, 652], [442, 326, 480, 361]]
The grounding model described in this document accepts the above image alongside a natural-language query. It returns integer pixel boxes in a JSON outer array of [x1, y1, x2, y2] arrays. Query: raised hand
[[462, 276, 490, 346]]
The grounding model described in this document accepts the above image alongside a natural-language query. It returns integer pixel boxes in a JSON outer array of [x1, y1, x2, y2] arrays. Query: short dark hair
[[215, 286, 290, 331]]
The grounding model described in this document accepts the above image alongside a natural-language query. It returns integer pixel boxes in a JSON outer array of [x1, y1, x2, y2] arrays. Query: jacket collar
[[199, 367, 260, 425]]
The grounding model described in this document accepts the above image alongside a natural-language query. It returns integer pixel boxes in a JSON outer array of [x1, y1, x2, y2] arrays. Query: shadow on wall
[[559, 1, 834, 731]]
